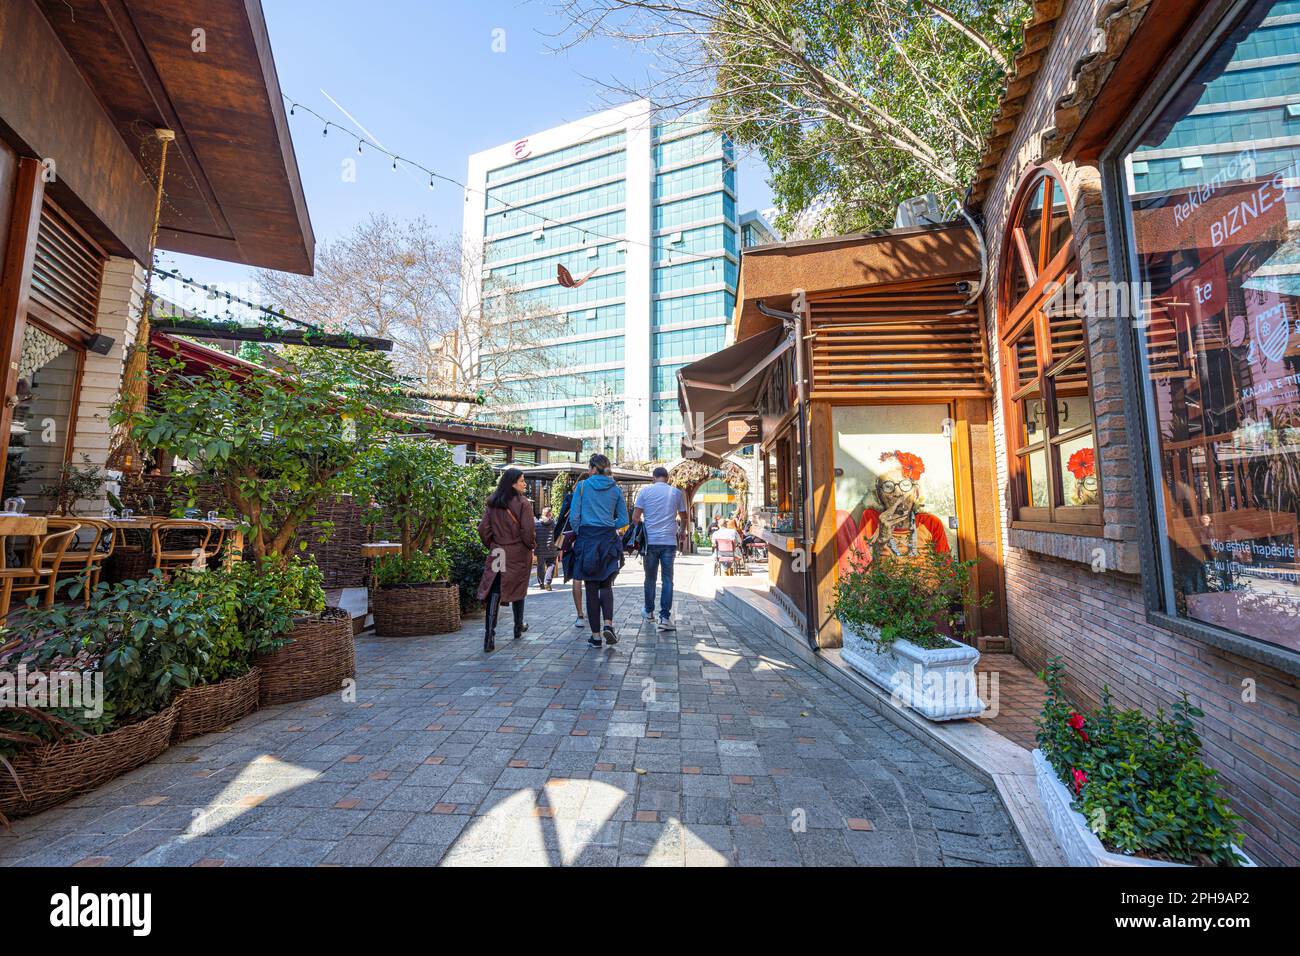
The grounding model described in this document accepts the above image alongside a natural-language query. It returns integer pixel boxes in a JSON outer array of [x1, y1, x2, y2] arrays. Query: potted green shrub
[[0, 572, 222, 819], [831, 544, 987, 720], [164, 563, 296, 740], [349, 439, 486, 636], [370, 550, 459, 637], [115, 349, 389, 699], [1033, 659, 1251, 867]]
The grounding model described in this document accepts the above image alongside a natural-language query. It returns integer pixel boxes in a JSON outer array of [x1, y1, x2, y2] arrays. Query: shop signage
[[1135, 171, 1289, 257]]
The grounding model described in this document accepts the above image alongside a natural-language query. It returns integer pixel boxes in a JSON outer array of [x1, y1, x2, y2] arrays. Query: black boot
[[484, 592, 500, 652], [512, 599, 528, 639]]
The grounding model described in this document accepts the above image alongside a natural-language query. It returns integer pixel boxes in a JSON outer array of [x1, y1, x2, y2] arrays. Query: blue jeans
[[643, 544, 676, 618]]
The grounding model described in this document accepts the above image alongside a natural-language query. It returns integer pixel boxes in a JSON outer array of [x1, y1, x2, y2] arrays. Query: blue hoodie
[[569, 474, 629, 531]]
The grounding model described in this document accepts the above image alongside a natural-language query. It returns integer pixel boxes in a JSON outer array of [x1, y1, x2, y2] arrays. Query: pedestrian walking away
[[476, 467, 536, 652], [568, 453, 629, 648], [633, 465, 687, 630], [554, 474, 588, 629], [534, 506, 557, 589]]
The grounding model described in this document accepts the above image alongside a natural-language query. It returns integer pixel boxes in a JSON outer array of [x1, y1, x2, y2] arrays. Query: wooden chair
[[201, 522, 228, 568], [43, 518, 115, 607], [151, 519, 213, 579], [0, 524, 80, 621]]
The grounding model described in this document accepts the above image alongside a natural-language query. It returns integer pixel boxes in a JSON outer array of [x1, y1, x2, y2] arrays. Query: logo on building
[[513, 139, 531, 160]]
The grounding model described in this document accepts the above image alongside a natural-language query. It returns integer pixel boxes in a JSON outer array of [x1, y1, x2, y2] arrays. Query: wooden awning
[[6, 0, 313, 272], [734, 222, 982, 340], [678, 325, 791, 466]]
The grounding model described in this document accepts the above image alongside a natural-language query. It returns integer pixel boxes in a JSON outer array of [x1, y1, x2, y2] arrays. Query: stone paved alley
[[0, 557, 1028, 867]]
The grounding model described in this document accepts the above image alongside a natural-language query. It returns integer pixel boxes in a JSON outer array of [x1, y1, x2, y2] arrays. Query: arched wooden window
[[999, 168, 1101, 531]]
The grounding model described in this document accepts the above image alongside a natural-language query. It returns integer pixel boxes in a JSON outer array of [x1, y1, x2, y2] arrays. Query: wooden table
[[360, 542, 403, 611], [0, 514, 48, 572], [102, 516, 246, 569], [0, 514, 48, 536]]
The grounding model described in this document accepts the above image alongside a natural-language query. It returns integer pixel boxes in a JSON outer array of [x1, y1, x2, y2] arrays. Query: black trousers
[[487, 573, 525, 632], [583, 572, 617, 633]]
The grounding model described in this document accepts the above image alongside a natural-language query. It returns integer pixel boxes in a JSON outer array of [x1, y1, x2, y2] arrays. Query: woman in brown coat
[[476, 467, 536, 652]]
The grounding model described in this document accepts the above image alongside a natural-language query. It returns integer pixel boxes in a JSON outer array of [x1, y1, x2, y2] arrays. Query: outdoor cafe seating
[[0, 508, 243, 621]]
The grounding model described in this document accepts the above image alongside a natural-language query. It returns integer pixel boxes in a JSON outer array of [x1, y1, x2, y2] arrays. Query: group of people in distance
[[474, 455, 687, 652]]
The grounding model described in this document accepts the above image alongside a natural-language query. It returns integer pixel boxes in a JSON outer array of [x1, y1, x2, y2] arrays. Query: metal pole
[[757, 300, 819, 652]]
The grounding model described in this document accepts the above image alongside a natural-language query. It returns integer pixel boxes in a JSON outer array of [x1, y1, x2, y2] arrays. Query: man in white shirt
[[632, 467, 687, 630]]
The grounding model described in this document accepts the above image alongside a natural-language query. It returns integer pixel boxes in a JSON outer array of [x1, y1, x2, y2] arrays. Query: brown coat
[[476, 495, 536, 604]]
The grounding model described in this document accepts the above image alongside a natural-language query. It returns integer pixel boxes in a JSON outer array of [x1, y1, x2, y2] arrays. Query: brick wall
[[980, 0, 1300, 865]]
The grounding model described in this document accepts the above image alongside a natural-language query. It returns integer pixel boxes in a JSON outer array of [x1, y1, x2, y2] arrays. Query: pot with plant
[[0, 571, 226, 818], [350, 439, 485, 636], [114, 349, 391, 701], [1033, 658, 1252, 867], [166, 562, 300, 740], [41, 454, 106, 516], [247, 556, 356, 705], [370, 550, 459, 636], [831, 543, 988, 721]]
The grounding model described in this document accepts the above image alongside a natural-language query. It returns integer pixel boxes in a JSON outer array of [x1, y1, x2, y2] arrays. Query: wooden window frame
[[999, 167, 1103, 535]]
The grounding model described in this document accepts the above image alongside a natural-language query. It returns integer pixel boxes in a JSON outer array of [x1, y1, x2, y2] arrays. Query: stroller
[[712, 536, 748, 576]]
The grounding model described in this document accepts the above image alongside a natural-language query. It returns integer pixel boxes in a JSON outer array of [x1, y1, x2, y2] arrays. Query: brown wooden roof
[[967, 0, 1193, 209], [734, 222, 982, 340], [27, 0, 313, 273]]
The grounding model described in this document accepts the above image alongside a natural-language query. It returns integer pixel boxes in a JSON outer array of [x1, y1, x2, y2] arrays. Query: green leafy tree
[[113, 349, 395, 564], [349, 438, 477, 559], [554, 0, 1031, 234]]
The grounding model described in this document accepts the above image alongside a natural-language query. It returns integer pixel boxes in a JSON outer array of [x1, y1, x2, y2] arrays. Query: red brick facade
[[979, 0, 1300, 865]]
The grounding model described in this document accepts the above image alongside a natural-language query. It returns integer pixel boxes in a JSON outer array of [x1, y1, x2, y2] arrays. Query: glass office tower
[[463, 100, 770, 461]]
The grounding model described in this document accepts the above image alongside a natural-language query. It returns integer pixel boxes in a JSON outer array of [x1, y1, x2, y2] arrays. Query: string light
[[283, 95, 728, 265]]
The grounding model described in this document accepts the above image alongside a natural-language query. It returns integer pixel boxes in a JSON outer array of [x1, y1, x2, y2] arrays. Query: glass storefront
[[1120, 0, 1300, 652], [6, 324, 81, 507]]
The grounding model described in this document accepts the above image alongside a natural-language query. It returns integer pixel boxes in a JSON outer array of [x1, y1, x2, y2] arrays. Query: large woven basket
[[372, 581, 460, 637], [0, 703, 179, 820], [172, 668, 261, 742], [105, 547, 155, 583], [255, 608, 355, 706]]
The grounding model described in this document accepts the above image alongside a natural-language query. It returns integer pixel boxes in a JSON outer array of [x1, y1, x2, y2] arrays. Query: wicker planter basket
[[372, 581, 460, 637], [0, 703, 179, 820], [105, 548, 155, 583], [255, 608, 355, 706], [172, 668, 261, 742]]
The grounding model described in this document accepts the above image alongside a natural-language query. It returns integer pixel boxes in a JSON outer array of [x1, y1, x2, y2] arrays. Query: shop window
[[8, 324, 82, 507], [1118, 0, 1300, 654], [999, 168, 1101, 530]]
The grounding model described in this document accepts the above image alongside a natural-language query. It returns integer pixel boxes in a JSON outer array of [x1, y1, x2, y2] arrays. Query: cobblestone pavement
[[0, 558, 1028, 867]]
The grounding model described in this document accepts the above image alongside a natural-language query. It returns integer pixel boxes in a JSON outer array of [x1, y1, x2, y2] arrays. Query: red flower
[[1067, 447, 1095, 481], [1071, 768, 1088, 795], [1067, 711, 1089, 744], [881, 450, 925, 481]]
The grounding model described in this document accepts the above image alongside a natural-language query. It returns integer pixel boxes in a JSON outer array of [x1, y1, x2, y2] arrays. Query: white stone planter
[[838, 619, 984, 721], [1032, 748, 1254, 867]]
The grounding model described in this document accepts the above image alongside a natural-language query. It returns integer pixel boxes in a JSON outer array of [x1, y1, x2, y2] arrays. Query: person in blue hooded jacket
[[568, 453, 629, 647]]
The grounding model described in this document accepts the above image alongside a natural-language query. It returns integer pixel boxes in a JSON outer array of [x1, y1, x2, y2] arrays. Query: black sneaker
[[587, 633, 603, 648], [602, 625, 618, 646]]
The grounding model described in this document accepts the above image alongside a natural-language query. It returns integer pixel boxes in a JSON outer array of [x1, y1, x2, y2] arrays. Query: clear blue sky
[[162, 0, 773, 311]]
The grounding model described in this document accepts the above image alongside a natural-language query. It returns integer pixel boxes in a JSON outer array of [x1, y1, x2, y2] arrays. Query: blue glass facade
[[471, 107, 742, 461]]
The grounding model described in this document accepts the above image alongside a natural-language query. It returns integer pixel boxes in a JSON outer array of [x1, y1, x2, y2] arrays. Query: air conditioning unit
[[893, 193, 945, 229]]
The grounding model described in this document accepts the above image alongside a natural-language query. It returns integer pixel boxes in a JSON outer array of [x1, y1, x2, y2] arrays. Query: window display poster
[[831, 404, 956, 575]]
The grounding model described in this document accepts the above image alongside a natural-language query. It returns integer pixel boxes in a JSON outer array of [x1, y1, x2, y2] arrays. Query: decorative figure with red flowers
[[1066, 446, 1099, 506], [850, 450, 950, 562]]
